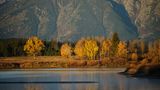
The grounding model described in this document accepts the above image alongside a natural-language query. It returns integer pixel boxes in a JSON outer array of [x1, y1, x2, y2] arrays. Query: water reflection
[[24, 84, 42, 90], [60, 83, 98, 90], [0, 69, 160, 90]]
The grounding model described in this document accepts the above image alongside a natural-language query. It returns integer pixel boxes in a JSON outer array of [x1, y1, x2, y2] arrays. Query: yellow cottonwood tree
[[131, 53, 138, 61], [100, 39, 112, 58], [84, 39, 99, 60], [116, 41, 128, 58], [60, 43, 72, 58], [74, 38, 85, 59], [24, 36, 45, 58]]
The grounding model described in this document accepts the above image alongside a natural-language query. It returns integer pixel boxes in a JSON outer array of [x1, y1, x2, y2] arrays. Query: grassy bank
[[0, 56, 127, 69]]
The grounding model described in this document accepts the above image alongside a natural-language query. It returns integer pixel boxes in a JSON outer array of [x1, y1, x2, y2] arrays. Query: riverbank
[[123, 62, 160, 77], [0, 56, 127, 69], [0, 68, 126, 72]]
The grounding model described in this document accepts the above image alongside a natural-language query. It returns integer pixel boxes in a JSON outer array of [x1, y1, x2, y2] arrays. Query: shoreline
[[0, 56, 127, 69], [0, 68, 126, 71]]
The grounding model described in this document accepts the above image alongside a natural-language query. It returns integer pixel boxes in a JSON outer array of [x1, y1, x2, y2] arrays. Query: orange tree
[[100, 39, 112, 58], [131, 53, 138, 61], [60, 43, 72, 58], [24, 36, 45, 59], [84, 39, 99, 60], [116, 41, 128, 58], [74, 38, 85, 59]]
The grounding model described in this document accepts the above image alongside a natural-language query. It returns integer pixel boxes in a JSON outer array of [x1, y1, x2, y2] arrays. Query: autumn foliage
[[131, 53, 138, 61], [100, 39, 112, 58], [74, 38, 100, 60], [74, 38, 85, 59], [1, 32, 160, 69], [60, 43, 72, 58], [24, 36, 45, 57], [116, 41, 128, 58], [84, 39, 99, 60]]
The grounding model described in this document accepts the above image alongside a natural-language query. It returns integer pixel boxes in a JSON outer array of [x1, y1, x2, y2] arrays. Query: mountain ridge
[[0, 0, 159, 41]]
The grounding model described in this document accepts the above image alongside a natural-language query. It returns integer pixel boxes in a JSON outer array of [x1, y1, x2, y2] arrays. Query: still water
[[0, 68, 160, 90]]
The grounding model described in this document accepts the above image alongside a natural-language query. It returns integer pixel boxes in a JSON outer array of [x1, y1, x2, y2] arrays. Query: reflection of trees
[[82, 84, 98, 90], [24, 84, 43, 90], [118, 75, 126, 90], [60, 71, 98, 90], [99, 74, 127, 90], [60, 72, 70, 90], [60, 84, 71, 90]]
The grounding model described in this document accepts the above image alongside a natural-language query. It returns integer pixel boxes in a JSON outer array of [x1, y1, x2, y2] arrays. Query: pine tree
[[128, 40, 138, 53], [111, 32, 120, 56]]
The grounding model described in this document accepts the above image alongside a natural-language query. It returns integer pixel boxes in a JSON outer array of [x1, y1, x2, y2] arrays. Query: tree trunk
[[33, 54, 36, 60]]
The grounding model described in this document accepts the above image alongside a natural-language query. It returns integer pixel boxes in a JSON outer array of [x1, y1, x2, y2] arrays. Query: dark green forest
[[0, 38, 62, 57]]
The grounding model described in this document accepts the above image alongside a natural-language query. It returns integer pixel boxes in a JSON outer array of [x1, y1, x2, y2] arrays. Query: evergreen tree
[[111, 32, 120, 56]]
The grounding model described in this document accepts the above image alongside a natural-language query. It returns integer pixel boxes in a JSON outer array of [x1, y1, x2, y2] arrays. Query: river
[[0, 68, 160, 90]]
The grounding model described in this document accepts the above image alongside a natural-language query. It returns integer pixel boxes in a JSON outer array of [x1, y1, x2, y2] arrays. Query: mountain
[[117, 0, 160, 40], [0, 0, 159, 41]]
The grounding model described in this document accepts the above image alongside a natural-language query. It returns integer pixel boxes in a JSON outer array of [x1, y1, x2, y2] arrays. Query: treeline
[[60, 33, 160, 63], [0, 38, 26, 57], [0, 38, 62, 57], [125, 39, 160, 75], [127, 39, 160, 64], [61, 33, 123, 59], [0, 33, 160, 65]]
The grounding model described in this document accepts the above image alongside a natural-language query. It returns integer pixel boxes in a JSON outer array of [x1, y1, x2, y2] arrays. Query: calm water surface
[[0, 68, 160, 90]]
